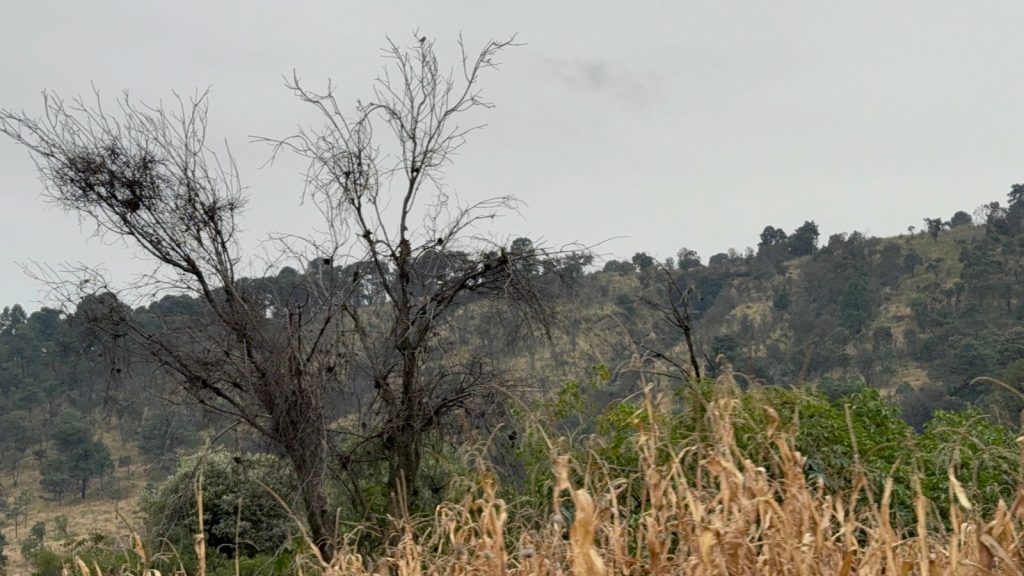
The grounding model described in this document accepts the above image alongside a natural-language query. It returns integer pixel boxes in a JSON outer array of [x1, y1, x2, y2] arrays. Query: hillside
[[597, 213, 1022, 419], [1, 197, 1024, 573]]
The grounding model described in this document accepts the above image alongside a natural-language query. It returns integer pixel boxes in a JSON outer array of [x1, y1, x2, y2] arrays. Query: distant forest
[[1, 188, 1022, 506]]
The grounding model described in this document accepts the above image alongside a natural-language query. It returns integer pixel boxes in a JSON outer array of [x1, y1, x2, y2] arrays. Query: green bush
[[516, 378, 1020, 536], [61, 533, 146, 576], [21, 521, 46, 558], [206, 552, 297, 576], [26, 547, 63, 576], [917, 409, 1019, 517], [142, 450, 298, 557]]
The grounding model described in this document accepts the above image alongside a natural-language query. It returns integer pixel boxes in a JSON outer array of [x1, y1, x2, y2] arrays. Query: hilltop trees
[[0, 300, 116, 491], [924, 217, 946, 241], [758, 225, 788, 249], [950, 210, 973, 228], [631, 252, 656, 271], [1010, 183, 1024, 207], [1, 34, 557, 553], [788, 221, 820, 256], [675, 247, 702, 270], [1007, 184, 1024, 234]]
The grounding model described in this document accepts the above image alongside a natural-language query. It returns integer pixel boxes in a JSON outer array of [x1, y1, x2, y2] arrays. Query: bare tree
[[638, 265, 702, 382], [0, 89, 345, 556], [262, 34, 564, 516], [1, 33, 569, 550]]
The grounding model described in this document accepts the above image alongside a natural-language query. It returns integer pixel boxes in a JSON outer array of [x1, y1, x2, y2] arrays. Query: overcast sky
[[2, 1, 1023, 309]]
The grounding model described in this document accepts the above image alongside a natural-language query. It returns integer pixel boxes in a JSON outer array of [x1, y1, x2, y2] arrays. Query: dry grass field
[[4, 435, 147, 576], [10, 385, 1024, 575], [314, 397, 1024, 575], [52, 392, 1024, 575]]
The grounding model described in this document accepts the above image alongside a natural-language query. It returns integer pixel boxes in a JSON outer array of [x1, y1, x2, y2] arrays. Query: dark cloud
[[545, 57, 614, 91]]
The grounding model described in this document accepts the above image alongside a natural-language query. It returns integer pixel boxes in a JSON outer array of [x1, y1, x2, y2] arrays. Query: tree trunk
[[261, 369, 334, 560], [388, 423, 421, 516], [288, 450, 333, 560], [388, 352, 422, 518]]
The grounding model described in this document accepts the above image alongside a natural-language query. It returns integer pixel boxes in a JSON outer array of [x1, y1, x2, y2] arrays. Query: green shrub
[[21, 521, 46, 558], [142, 450, 298, 557], [61, 533, 146, 576], [917, 409, 1019, 517], [26, 547, 63, 576], [518, 378, 1020, 535]]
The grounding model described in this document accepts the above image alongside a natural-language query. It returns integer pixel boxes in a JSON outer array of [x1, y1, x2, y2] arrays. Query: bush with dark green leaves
[[917, 409, 1019, 517], [142, 450, 298, 557]]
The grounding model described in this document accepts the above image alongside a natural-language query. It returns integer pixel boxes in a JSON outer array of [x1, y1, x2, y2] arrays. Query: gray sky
[[3, 1, 1023, 309]]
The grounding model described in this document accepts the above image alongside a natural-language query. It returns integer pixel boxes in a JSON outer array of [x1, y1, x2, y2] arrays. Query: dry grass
[[47, 385, 1024, 575], [279, 393, 1024, 574], [4, 435, 147, 576], [5, 477, 146, 575], [889, 365, 932, 393]]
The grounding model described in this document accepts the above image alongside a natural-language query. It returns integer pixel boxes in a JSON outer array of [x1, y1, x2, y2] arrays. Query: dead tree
[[263, 34, 561, 516], [0, 91, 345, 557], [638, 265, 702, 382]]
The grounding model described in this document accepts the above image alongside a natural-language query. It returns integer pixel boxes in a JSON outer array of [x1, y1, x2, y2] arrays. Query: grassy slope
[[870, 226, 980, 391], [4, 431, 147, 575]]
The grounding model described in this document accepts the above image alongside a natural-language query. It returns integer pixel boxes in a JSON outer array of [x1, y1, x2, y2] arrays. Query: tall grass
[[67, 389, 1024, 575]]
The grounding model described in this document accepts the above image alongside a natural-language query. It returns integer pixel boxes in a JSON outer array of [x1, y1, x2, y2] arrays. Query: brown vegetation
[[57, 388, 1024, 576]]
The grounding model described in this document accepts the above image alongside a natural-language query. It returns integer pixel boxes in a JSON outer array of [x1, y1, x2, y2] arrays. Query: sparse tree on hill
[[1010, 183, 1024, 207], [4, 492, 31, 540], [924, 217, 946, 241], [0, 411, 34, 486], [949, 210, 972, 228], [902, 251, 923, 276], [631, 251, 656, 271], [40, 410, 111, 501], [788, 221, 819, 256]]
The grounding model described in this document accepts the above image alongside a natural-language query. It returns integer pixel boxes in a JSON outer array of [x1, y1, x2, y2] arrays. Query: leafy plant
[[142, 450, 299, 557]]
